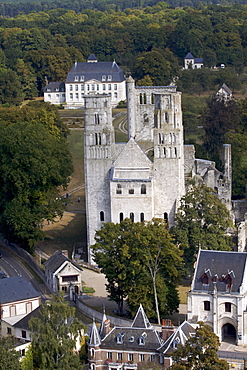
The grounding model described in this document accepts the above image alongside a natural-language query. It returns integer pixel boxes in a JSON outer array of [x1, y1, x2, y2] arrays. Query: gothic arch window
[[143, 93, 147, 104], [95, 113, 99, 125], [140, 213, 144, 222], [130, 213, 134, 222], [140, 94, 143, 104], [100, 211, 104, 222], [165, 112, 169, 123], [141, 184, 146, 194], [95, 133, 98, 145], [120, 213, 124, 222]]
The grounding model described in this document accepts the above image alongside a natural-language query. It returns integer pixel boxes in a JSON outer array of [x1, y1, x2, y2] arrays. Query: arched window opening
[[120, 213, 124, 222], [129, 189, 134, 194], [141, 184, 146, 194], [130, 213, 134, 222], [143, 93, 147, 104], [95, 133, 98, 145], [140, 213, 144, 222], [154, 113, 158, 128], [164, 148, 166, 157], [151, 93, 154, 104], [140, 94, 143, 104], [100, 211, 104, 222], [174, 147, 177, 158], [164, 212, 168, 223], [165, 112, 169, 123]]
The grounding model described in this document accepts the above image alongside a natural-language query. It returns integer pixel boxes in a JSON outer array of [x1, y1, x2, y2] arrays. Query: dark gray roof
[[66, 60, 125, 83], [13, 306, 41, 330], [194, 57, 203, 64], [185, 52, 194, 59], [101, 326, 163, 351], [159, 321, 195, 355], [192, 250, 247, 293], [44, 250, 82, 274], [0, 276, 40, 304], [221, 83, 232, 95], [87, 54, 97, 62], [131, 304, 152, 329], [44, 81, 65, 93]]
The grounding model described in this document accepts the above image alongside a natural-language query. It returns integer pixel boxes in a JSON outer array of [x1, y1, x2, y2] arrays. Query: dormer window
[[116, 332, 124, 344], [55, 88, 59, 91], [102, 75, 106, 81], [74, 76, 79, 81], [108, 75, 112, 81], [139, 336, 145, 345], [129, 336, 134, 342], [80, 76, 84, 82]]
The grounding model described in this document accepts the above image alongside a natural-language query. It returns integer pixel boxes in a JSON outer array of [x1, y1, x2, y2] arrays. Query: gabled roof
[[65, 59, 125, 83], [159, 321, 195, 355], [185, 52, 194, 59], [13, 306, 41, 330], [0, 276, 40, 304], [44, 81, 65, 93], [87, 54, 97, 62], [192, 250, 247, 293], [194, 57, 203, 64], [132, 304, 152, 329], [44, 250, 82, 274], [220, 83, 232, 95], [89, 321, 101, 346]]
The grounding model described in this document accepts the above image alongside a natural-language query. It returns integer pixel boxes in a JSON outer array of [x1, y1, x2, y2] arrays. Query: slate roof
[[184, 53, 203, 64], [220, 83, 232, 95], [44, 250, 83, 274], [44, 81, 65, 93], [158, 321, 195, 355], [185, 52, 194, 59], [131, 304, 152, 329], [13, 306, 41, 330], [66, 58, 125, 84], [88, 321, 101, 346], [0, 276, 40, 304], [192, 250, 247, 293], [87, 54, 97, 62]]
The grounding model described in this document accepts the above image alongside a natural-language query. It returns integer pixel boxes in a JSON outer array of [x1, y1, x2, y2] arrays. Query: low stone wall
[[75, 295, 132, 327]]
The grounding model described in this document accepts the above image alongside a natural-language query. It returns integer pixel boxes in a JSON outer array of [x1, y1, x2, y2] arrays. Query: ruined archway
[[221, 323, 236, 343]]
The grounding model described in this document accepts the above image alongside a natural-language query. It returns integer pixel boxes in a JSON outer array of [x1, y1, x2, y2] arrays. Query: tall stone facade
[[84, 78, 232, 262]]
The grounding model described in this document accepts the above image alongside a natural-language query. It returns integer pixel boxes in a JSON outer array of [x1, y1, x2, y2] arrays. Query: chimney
[[161, 319, 175, 341], [103, 319, 111, 337]]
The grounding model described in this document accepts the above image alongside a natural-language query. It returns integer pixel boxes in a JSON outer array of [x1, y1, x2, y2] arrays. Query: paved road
[[0, 246, 44, 297]]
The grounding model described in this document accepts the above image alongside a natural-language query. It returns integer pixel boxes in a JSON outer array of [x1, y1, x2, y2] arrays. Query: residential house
[[187, 249, 247, 346], [0, 276, 41, 338], [43, 81, 65, 105], [44, 250, 83, 294], [215, 83, 232, 101], [184, 52, 203, 69], [88, 304, 195, 370]]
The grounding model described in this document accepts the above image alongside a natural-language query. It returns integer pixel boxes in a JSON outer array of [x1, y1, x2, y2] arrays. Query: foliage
[[29, 293, 84, 370], [170, 322, 229, 370], [171, 185, 233, 274], [0, 336, 20, 370], [0, 105, 73, 249], [92, 218, 182, 320]]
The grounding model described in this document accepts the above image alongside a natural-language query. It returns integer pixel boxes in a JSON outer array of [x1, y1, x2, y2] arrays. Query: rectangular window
[[21, 330, 27, 339], [74, 76, 79, 81], [117, 353, 122, 360], [114, 84, 117, 90], [204, 301, 210, 311], [70, 93, 73, 100], [75, 85, 78, 91], [108, 84, 111, 90], [7, 327, 12, 335], [75, 93, 79, 100], [69, 85, 72, 91], [225, 302, 231, 312], [87, 85, 90, 91], [129, 189, 134, 194], [80, 76, 84, 82], [107, 352, 112, 360], [81, 93, 84, 99], [97, 84, 99, 91], [150, 354, 155, 362], [114, 92, 118, 99], [56, 94, 59, 99], [81, 84, 84, 91], [62, 275, 78, 282], [128, 354, 133, 362], [92, 84, 95, 91], [103, 84, 106, 91], [139, 354, 145, 362]]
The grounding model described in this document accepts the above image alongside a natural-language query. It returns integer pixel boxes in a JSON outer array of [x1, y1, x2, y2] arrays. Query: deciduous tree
[[0, 336, 20, 370]]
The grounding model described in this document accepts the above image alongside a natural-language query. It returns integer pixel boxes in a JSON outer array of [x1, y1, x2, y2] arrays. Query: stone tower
[[84, 94, 115, 260]]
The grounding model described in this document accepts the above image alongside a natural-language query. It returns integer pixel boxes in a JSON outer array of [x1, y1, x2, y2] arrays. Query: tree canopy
[[170, 322, 229, 370], [0, 103, 73, 249], [28, 293, 84, 370], [171, 185, 233, 274], [92, 218, 182, 321], [0, 336, 20, 370]]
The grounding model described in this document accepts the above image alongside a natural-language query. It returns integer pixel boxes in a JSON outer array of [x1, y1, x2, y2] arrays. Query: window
[[120, 213, 124, 222], [75, 93, 79, 100], [69, 85, 73, 91], [87, 84, 90, 91], [129, 189, 134, 194], [114, 92, 118, 99], [116, 184, 122, 194], [130, 213, 134, 222], [102, 75, 106, 81], [139, 354, 145, 361], [140, 213, 144, 222], [139, 336, 145, 345], [100, 211, 104, 221], [225, 302, 231, 312], [204, 301, 210, 311], [117, 333, 124, 344], [117, 353, 122, 360], [55, 88, 59, 91], [21, 349, 25, 356], [108, 75, 112, 81], [80, 76, 84, 82], [62, 286, 67, 291], [92, 84, 95, 91], [95, 113, 100, 125], [129, 336, 134, 342], [7, 327, 12, 335], [74, 76, 79, 81], [97, 84, 99, 91], [103, 84, 106, 91], [107, 352, 112, 360], [21, 330, 27, 339], [62, 275, 78, 282], [150, 354, 155, 362], [114, 84, 117, 90], [108, 84, 111, 90], [164, 212, 168, 223], [81, 85, 84, 91], [128, 354, 133, 362], [75, 85, 78, 91], [141, 184, 146, 194], [47, 94, 51, 100], [70, 93, 73, 100], [81, 93, 84, 99]]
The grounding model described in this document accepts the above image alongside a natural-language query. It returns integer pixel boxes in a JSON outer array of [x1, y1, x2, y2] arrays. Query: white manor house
[[44, 54, 126, 107]]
